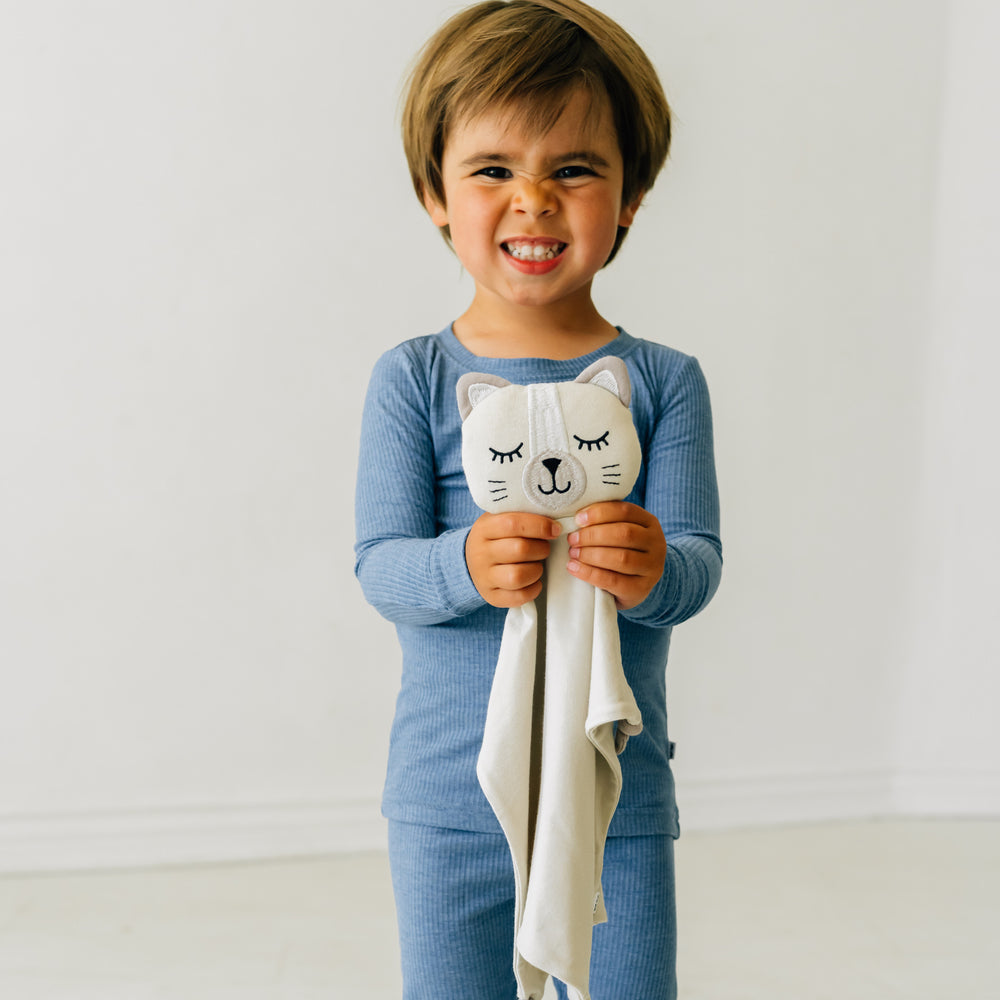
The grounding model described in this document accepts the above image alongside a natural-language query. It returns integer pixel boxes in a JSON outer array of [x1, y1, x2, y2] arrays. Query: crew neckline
[[437, 324, 636, 375]]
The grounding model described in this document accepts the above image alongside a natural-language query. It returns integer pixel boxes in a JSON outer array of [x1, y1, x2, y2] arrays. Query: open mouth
[[501, 241, 567, 262]]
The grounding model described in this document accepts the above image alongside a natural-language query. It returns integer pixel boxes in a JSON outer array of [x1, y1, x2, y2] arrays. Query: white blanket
[[477, 516, 642, 1000]]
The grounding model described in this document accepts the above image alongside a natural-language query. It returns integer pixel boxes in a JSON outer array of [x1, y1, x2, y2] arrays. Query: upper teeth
[[505, 242, 563, 261]]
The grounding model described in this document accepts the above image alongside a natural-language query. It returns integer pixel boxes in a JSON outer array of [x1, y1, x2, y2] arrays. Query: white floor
[[0, 819, 996, 999]]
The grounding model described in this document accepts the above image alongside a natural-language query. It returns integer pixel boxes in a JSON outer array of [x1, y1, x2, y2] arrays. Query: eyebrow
[[459, 151, 613, 170]]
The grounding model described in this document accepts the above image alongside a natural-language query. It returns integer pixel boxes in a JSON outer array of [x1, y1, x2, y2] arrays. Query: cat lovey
[[457, 357, 642, 519], [457, 358, 644, 1000]]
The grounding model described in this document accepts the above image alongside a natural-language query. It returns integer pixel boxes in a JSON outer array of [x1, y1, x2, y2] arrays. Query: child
[[354, 2, 721, 997]]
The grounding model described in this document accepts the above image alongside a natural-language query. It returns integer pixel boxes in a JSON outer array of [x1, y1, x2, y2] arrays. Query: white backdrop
[[1, 0, 997, 872]]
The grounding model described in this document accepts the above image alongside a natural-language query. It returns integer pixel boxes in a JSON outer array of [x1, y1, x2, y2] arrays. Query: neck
[[453, 288, 618, 360]]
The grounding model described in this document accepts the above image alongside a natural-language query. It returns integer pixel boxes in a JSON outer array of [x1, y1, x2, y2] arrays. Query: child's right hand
[[465, 512, 561, 608]]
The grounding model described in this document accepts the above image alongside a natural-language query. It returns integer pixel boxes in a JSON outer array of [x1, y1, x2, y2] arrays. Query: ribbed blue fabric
[[355, 327, 721, 837], [388, 821, 676, 1000], [388, 822, 519, 999]]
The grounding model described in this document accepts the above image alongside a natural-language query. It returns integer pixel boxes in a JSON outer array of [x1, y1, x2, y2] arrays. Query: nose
[[542, 458, 561, 475], [512, 177, 556, 217]]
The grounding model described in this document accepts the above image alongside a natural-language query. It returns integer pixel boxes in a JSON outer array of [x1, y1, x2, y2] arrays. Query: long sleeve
[[354, 348, 484, 625], [621, 353, 722, 628]]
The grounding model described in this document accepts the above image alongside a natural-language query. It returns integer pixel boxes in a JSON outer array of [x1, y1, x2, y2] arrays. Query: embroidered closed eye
[[490, 443, 524, 464], [573, 431, 610, 452]]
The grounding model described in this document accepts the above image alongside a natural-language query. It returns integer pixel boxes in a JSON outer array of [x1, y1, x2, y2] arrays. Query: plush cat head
[[457, 358, 641, 519]]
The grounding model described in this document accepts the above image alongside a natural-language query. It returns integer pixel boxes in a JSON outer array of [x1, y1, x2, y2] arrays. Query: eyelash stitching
[[490, 444, 524, 464], [574, 432, 610, 452]]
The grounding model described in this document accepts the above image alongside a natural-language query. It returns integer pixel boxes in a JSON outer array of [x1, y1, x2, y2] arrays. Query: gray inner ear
[[588, 369, 621, 396], [456, 371, 513, 421], [574, 357, 631, 408]]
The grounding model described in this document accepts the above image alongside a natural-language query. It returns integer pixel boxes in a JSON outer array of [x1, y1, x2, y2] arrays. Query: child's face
[[424, 87, 639, 317]]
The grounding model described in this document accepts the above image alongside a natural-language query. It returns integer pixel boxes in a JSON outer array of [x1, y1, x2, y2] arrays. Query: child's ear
[[422, 185, 449, 228], [618, 191, 645, 229]]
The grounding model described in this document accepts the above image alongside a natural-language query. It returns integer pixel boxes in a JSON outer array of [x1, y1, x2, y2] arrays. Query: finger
[[490, 536, 553, 565], [567, 544, 650, 576], [574, 501, 653, 530], [483, 512, 561, 541], [486, 577, 544, 608], [565, 559, 644, 609], [567, 521, 650, 553], [491, 560, 545, 593]]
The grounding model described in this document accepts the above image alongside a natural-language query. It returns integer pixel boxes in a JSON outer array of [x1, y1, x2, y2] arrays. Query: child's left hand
[[566, 501, 667, 611]]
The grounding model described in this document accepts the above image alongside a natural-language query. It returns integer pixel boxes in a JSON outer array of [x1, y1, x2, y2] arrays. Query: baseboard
[[891, 767, 1000, 817], [0, 797, 387, 875], [674, 768, 896, 831], [3, 768, 997, 874]]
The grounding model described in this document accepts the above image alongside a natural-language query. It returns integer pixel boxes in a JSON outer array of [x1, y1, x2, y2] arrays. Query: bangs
[[447, 74, 610, 152], [439, 12, 625, 147]]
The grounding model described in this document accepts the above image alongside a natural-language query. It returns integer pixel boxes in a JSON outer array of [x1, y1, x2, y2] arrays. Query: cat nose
[[542, 458, 562, 475]]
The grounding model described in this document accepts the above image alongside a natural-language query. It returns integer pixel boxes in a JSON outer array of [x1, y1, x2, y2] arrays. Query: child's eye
[[574, 432, 610, 452], [490, 443, 524, 463], [555, 165, 598, 180], [474, 166, 513, 180]]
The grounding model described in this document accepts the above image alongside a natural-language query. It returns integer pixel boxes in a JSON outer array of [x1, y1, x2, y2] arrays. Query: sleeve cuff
[[435, 527, 487, 617]]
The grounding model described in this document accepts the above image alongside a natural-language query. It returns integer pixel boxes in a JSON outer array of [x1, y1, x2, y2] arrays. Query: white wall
[[0, 0, 994, 873], [892, 0, 1000, 813]]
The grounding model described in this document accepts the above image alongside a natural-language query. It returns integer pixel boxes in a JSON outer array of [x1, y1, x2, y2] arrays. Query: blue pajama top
[[354, 327, 722, 837]]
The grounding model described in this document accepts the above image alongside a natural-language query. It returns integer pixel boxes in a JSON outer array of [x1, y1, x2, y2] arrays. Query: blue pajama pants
[[387, 821, 677, 1000]]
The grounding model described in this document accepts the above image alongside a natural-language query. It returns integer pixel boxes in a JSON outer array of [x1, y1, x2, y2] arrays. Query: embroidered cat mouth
[[537, 458, 573, 495], [537, 478, 573, 495], [501, 241, 567, 262], [523, 452, 586, 514]]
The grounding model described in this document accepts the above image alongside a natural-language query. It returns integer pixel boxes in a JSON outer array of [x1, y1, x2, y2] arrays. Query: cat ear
[[575, 357, 631, 408], [456, 372, 513, 422]]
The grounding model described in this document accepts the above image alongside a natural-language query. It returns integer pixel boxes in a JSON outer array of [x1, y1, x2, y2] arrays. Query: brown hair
[[401, 0, 671, 263]]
